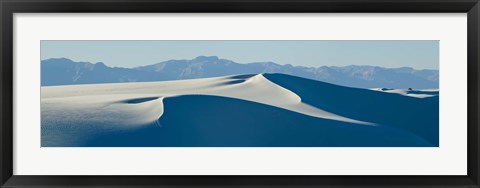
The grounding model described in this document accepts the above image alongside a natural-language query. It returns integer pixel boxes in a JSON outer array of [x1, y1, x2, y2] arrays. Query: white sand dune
[[370, 88, 439, 98], [41, 73, 438, 147], [43, 74, 371, 125]]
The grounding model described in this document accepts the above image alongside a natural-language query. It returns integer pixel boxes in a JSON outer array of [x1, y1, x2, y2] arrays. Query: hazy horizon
[[41, 55, 439, 70], [41, 40, 439, 69]]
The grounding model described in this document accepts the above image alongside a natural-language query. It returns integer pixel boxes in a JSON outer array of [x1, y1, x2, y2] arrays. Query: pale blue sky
[[41, 40, 439, 69]]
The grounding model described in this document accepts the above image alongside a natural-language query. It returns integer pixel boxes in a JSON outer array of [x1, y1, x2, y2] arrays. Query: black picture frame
[[1, 0, 479, 187]]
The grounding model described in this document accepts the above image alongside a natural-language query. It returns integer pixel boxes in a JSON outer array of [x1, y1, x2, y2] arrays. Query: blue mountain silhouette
[[41, 56, 438, 89]]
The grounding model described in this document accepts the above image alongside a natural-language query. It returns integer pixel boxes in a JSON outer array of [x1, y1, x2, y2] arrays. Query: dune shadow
[[217, 79, 246, 86], [53, 95, 435, 147], [380, 88, 393, 91], [146, 95, 430, 147], [407, 90, 439, 96], [120, 97, 160, 104], [214, 74, 256, 86], [229, 74, 257, 79], [263, 73, 439, 146]]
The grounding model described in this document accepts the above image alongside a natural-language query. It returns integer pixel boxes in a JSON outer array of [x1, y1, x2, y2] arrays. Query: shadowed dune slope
[[263, 73, 439, 146], [87, 95, 432, 147]]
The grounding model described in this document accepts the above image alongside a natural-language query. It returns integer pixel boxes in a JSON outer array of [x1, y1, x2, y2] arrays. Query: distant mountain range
[[41, 56, 439, 89]]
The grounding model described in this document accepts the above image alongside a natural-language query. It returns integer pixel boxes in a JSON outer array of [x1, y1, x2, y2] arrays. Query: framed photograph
[[1, 0, 479, 187]]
